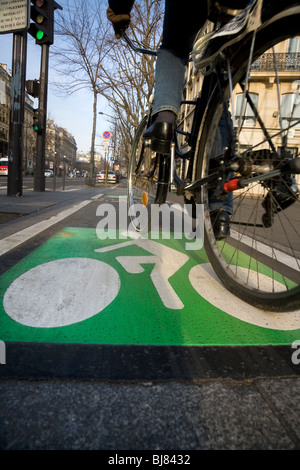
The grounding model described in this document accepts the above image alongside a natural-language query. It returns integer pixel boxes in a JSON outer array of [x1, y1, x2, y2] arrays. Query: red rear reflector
[[224, 179, 241, 193]]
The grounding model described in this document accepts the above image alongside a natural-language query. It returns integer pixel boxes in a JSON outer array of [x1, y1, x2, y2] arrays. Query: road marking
[[0, 199, 94, 257], [3, 258, 120, 327], [96, 236, 189, 310], [189, 263, 300, 329], [91, 194, 104, 199], [1, 227, 300, 345], [230, 229, 300, 271]]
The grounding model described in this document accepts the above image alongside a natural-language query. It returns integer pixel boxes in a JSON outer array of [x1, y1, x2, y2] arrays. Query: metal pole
[[62, 157, 65, 190], [52, 152, 57, 191], [7, 32, 27, 197], [34, 44, 49, 192]]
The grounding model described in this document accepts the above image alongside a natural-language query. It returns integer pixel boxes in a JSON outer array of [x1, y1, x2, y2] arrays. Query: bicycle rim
[[196, 17, 300, 311], [128, 117, 170, 233]]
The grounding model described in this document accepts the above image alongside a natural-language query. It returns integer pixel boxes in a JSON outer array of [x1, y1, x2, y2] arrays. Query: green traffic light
[[36, 30, 44, 41]]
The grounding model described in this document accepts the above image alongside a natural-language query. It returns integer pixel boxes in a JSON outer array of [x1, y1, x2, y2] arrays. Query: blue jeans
[[152, 0, 207, 115], [209, 110, 233, 214], [153, 1, 234, 214]]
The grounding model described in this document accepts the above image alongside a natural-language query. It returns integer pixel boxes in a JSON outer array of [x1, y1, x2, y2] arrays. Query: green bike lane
[[2, 186, 300, 451], [1, 186, 300, 351]]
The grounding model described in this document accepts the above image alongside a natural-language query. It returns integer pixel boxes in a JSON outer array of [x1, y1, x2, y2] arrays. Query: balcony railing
[[251, 52, 300, 71]]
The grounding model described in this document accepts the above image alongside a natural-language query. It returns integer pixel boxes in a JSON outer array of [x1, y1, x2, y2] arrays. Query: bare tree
[[52, 0, 163, 176], [99, 0, 163, 162], [52, 0, 110, 184]]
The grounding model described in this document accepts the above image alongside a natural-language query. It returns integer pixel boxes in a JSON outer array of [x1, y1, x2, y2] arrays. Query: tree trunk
[[89, 89, 98, 186]]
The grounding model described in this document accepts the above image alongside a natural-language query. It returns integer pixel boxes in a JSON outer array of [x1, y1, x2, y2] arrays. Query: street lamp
[[98, 111, 115, 119]]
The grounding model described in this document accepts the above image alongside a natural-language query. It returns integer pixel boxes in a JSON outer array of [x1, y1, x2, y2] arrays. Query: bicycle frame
[[122, 29, 300, 206]]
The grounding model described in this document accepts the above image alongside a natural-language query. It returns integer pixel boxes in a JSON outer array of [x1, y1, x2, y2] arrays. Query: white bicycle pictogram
[[3, 232, 300, 330]]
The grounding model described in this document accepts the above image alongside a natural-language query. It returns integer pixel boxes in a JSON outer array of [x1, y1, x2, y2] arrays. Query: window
[[281, 93, 300, 128], [235, 93, 258, 127], [287, 38, 300, 69], [278, 147, 298, 158], [288, 38, 300, 53]]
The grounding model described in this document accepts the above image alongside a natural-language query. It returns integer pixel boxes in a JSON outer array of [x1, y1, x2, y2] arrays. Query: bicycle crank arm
[[184, 172, 220, 192]]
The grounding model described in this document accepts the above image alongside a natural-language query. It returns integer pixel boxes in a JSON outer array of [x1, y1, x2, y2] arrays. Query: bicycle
[[126, 0, 300, 312]]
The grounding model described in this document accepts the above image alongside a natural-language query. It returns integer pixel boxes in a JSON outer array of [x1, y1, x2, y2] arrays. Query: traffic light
[[25, 80, 40, 98], [29, 0, 54, 45], [32, 109, 43, 133]]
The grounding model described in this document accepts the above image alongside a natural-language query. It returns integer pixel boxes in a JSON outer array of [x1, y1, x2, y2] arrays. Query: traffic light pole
[[7, 31, 27, 197], [34, 43, 49, 192]]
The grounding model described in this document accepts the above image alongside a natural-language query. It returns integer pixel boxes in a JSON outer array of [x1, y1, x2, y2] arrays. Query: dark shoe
[[193, 0, 260, 71], [210, 209, 231, 240], [143, 121, 173, 155], [261, 181, 299, 227]]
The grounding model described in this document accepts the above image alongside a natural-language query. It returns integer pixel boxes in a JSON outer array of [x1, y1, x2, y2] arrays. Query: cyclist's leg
[[143, 0, 208, 154], [209, 106, 234, 239], [128, 116, 170, 232]]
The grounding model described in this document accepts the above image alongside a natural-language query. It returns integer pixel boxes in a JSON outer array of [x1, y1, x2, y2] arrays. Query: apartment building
[[0, 63, 36, 172], [45, 120, 77, 175], [0, 64, 10, 160], [0, 64, 77, 175]]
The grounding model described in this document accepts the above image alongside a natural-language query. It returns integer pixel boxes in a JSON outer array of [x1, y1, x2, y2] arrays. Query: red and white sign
[[103, 131, 111, 139]]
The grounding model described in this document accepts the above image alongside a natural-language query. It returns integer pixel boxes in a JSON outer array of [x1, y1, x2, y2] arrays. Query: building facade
[[0, 64, 77, 175], [0, 64, 10, 161], [46, 120, 77, 176]]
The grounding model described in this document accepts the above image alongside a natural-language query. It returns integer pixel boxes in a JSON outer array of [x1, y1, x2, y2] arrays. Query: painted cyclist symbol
[[3, 233, 300, 330]]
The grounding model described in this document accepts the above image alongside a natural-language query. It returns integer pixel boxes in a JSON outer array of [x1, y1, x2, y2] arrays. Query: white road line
[[0, 199, 93, 257], [230, 229, 299, 271]]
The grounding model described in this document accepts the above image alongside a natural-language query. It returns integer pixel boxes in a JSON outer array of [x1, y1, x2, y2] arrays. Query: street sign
[[103, 131, 111, 140], [0, 0, 30, 34]]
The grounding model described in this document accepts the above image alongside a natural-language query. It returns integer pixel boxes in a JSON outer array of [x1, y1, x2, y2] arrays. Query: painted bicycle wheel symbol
[[3, 233, 300, 330]]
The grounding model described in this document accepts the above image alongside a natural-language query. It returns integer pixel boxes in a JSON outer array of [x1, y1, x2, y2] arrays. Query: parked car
[[44, 169, 54, 177], [97, 170, 117, 183]]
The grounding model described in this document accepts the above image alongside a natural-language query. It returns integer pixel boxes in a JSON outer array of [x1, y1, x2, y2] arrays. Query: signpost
[[1, 0, 31, 196], [102, 132, 111, 183], [1, 0, 63, 195]]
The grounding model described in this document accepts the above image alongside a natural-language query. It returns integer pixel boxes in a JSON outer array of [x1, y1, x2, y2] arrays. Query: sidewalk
[[0, 185, 97, 222], [0, 185, 104, 242]]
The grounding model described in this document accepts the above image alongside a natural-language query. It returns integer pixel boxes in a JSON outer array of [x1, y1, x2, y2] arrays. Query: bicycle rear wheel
[[195, 15, 300, 311], [128, 116, 170, 232]]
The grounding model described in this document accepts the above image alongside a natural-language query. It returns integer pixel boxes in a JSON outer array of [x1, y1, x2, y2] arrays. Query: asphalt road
[[0, 179, 299, 451]]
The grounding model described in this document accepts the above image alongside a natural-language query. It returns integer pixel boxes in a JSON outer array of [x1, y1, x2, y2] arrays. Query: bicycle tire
[[195, 14, 300, 311], [128, 116, 170, 232]]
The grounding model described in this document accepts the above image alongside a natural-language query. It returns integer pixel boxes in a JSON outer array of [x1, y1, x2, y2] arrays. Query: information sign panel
[[0, 0, 30, 34]]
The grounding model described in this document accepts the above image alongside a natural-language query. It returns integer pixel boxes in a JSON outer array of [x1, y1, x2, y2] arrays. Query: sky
[[0, 0, 114, 157]]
